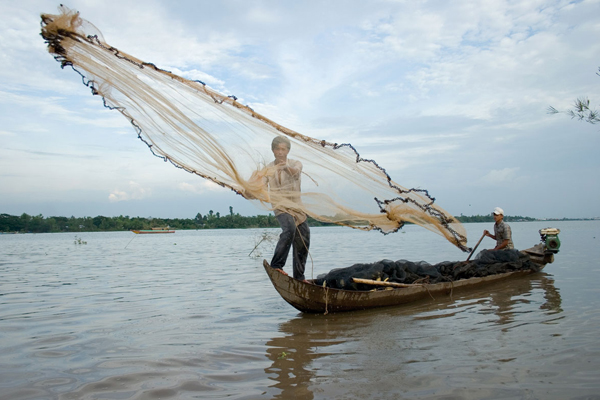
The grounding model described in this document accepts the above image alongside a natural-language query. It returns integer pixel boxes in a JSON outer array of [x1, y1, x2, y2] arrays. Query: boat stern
[[522, 228, 561, 266], [539, 228, 561, 254]]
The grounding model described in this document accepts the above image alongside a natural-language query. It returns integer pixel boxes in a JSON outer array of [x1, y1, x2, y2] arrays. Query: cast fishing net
[[40, 6, 468, 251]]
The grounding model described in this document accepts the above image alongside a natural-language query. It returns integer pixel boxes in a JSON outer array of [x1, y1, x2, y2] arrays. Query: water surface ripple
[[1, 221, 599, 399]]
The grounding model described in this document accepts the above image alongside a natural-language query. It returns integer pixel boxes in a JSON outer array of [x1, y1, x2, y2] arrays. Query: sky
[[1, 0, 599, 221]]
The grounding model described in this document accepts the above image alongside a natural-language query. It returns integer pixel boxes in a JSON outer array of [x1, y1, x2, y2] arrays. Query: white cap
[[493, 207, 504, 215]]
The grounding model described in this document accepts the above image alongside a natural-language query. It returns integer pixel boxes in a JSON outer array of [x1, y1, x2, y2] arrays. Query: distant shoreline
[[0, 212, 597, 234]]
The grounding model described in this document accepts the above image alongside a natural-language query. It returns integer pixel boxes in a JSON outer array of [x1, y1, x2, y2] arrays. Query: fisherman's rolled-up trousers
[[271, 213, 310, 280]]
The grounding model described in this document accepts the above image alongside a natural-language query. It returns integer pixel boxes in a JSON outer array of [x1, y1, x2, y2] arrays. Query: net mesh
[[40, 6, 468, 251]]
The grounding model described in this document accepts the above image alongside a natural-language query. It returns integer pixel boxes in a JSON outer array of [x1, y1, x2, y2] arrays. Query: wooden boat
[[131, 227, 175, 234], [264, 229, 560, 314]]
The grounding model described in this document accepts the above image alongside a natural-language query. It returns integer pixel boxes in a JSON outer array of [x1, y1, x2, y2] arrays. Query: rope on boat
[[412, 277, 436, 300], [425, 285, 435, 300], [324, 284, 329, 315]]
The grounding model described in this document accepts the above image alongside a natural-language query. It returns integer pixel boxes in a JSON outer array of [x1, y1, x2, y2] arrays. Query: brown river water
[[1, 221, 599, 399]]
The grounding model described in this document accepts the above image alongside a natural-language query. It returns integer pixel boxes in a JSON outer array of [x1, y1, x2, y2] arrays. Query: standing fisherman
[[265, 136, 310, 281]]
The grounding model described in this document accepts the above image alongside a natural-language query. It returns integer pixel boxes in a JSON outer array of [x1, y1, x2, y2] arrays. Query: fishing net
[[314, 250, 538, 290], [40, 6, 468, 251]]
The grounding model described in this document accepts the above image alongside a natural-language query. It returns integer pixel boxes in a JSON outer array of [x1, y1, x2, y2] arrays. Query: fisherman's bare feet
[[275, 268, 288, 276]]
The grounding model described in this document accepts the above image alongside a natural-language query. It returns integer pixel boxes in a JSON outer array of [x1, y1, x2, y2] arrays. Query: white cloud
[[176, 69, 225, 88], [108, 181, 150, 202], [481, 167, 521, 184], [177, 180, 227, 194]]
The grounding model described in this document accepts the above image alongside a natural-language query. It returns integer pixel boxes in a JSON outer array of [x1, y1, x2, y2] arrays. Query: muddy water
[[1, 221, 598, 399]]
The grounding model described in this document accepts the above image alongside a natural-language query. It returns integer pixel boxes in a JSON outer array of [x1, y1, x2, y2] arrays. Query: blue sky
[[1, 0, 599, 220]]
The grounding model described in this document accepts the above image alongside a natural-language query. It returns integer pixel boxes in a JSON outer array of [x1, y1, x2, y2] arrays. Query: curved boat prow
[[263, 260, 326, 313]]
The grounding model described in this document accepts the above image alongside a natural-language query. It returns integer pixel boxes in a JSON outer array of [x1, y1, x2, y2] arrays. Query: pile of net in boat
[[313, 250, 539, 290]]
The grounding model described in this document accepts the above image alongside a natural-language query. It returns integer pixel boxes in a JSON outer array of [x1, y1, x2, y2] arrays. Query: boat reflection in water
[[264, 273, 562, 399]]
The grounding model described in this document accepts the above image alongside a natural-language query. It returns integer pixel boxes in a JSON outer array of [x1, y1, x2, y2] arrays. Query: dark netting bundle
[[314, 250, 538, 290]]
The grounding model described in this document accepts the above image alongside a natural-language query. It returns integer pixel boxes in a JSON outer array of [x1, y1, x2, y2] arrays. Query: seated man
[[484, 207, 514, 250]]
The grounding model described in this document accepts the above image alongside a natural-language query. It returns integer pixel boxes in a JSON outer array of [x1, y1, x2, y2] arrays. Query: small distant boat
[[131, 227, 175, 234], [264, 228, 561, 314]]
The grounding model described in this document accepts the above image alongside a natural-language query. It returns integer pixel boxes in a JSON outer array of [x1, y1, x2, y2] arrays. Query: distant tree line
[[0, 210, 550, 234], [454, 215, 537, 223], [0, 207, 334, 233]]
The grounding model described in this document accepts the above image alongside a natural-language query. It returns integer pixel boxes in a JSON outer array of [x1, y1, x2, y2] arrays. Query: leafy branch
[[548, 97, 600, 124], [548, 67, 600, 125]]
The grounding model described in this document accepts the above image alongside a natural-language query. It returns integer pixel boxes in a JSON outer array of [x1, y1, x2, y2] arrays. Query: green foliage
[[0, 208, 282, 233], [454, 215, 537, 223], [0, 211, 554, 234], [548, 67, 600, 125]]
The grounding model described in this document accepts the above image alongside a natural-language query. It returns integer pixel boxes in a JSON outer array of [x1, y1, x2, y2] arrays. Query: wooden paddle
[[466, 232, 486, 261], [352, 278, 423, 288]]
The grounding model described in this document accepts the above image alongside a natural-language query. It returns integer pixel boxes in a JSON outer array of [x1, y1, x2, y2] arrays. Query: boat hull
[[263, 250, 552, 314]]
